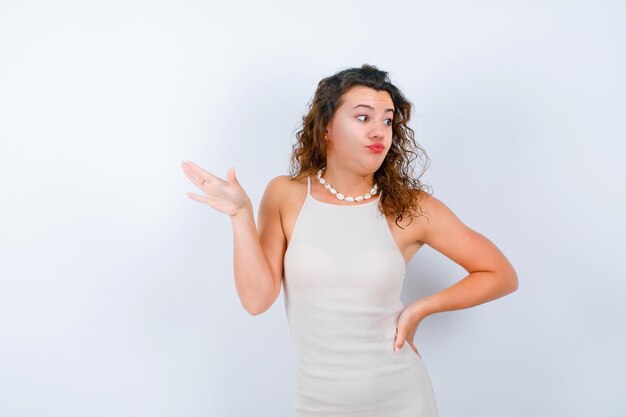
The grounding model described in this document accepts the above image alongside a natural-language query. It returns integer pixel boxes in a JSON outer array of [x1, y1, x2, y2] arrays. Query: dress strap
[[307, 175, 311, 196]]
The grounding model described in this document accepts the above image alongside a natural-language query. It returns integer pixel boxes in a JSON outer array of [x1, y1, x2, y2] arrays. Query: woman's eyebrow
[[353, 104, 395, 113]]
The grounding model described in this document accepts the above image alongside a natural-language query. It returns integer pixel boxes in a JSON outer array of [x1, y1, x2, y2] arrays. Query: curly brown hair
[[288, 64, 432, 228]]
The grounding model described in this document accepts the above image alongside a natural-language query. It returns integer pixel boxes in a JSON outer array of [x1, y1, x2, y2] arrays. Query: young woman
[[181, 64, 518, 417]]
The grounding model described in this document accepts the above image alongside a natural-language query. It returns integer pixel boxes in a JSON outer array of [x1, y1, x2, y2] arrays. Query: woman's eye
[[357, 115, 393, 126]]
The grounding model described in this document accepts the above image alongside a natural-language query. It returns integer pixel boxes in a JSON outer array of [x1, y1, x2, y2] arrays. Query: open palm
[[181, 161, 251, 217]]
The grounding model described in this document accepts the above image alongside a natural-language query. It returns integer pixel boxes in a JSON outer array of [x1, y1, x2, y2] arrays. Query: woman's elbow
[[505, 270, 519, 294]]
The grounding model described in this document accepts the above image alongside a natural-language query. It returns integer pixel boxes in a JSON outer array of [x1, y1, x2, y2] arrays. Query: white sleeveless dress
[[283, 176, 439, 417]]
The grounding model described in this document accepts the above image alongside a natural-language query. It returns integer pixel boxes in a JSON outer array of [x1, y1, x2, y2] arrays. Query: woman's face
[[324, 85, 394, 174]]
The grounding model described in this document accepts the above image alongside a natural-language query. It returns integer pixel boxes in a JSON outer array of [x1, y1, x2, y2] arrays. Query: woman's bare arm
[[181, 161, 285, 315], [231, 176, 287, 315], [411, 194, 519, 319]]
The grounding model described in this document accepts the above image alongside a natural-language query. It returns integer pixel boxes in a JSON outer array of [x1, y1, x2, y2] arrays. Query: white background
[[1, 1, 625, 416]]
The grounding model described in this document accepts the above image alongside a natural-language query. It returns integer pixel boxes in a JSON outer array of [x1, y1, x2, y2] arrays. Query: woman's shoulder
[[262, 175, 306, 213], [410, 191, 471, 244], [265, 174, 306, 192], [414, 192, 450, 218]]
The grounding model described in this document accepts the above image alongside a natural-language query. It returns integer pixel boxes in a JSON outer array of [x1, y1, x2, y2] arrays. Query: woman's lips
[[366, 144, 385, 153]]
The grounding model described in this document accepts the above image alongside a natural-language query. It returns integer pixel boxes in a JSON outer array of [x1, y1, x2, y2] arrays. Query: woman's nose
[[369, 123, 385, 139]]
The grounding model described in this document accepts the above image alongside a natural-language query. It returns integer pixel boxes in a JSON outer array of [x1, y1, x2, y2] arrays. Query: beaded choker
[[315, 169, 379, 203]]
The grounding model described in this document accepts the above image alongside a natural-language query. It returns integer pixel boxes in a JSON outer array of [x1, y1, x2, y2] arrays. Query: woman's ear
[[324, 123, 332, 140]]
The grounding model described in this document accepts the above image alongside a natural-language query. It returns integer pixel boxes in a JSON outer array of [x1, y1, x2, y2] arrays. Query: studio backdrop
[[0, 1, 624, 416]]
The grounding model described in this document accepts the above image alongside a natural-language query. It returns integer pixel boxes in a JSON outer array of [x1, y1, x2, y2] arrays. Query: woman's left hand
[[394, 302, 428, 356]]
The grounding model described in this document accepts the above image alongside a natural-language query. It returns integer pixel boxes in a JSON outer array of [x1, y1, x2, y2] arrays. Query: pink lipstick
[[366, 144, 385, 153]]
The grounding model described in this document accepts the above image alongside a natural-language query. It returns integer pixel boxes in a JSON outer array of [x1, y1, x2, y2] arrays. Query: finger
[[183, 161, 222, 183], [393, 333, 406, 352], [226, 167, 237, 182], [181, 167, 206, 189], [182, 165, 216, 190], [186, 192, 205, 203], [227, 166, 243, 186]]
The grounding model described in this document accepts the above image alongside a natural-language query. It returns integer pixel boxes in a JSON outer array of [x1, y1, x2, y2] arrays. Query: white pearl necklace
[[316, 169, 379, 203]]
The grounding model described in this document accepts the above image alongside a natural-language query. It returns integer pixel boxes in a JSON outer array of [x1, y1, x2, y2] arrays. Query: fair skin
[[181, 85, 518, 356]]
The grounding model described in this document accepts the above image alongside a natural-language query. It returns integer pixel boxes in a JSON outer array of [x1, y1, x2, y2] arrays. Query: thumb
[[227, 166, 238, 183]]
